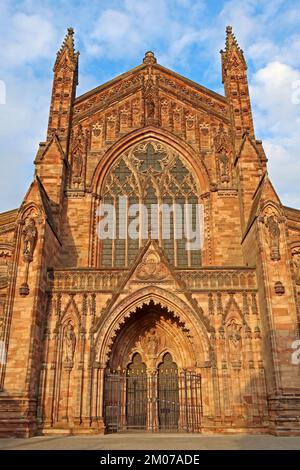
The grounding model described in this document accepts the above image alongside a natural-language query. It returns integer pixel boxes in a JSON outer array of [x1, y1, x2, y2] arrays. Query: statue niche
[[22, 218, 37, 261], [63, 322, 76, 365], [266, 215, 280, 261], [19, 217, 38, 296]]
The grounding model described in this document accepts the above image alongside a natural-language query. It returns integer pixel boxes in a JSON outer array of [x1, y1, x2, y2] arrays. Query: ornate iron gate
[[104, 367, 202, 433]]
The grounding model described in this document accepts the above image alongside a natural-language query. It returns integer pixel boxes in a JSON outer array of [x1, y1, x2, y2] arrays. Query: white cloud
[[0, 70, 51, 211], [0, 12, 56, 67], [0, 5, 56, 211], [85, 0, 206, 65], [250, 61, 300, 207], [0, 0, 299, 212]]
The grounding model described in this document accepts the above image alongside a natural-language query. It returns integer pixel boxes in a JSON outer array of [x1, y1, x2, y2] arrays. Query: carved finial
[[54, 27, 78, 69], [143, 51, 157, 65], [225, 25, 242, 52]]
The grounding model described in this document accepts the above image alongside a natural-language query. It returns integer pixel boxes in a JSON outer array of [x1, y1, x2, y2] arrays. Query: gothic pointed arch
[[95, 286, 212, 367], [92, 128, 210, 268], [91, 127, 211, 195]]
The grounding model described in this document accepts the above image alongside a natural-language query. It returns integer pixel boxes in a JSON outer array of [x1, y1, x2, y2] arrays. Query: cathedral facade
[[0, 27, 299, 437]]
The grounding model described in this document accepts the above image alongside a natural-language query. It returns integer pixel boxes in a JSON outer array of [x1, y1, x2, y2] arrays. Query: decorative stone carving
[[143, 75, 159, 125], [265, 215, 281, 261], [131, 98, 141, 127], [136, 251, 169, 281], [217, 292, 223, 315], [72, 152, 83, 179], [251, 293, 258, 315], [143, 51, 157, 65], [172, 105, 182, 133], [274, 281, 285, 295], [292, 248, 300, 285], [214, 123, 231, 184], [120, 103, 130, 132], [219, 153, 230, 183], [20, 217, 38, 296], [106, 113, 117, 141], [185, 111, 196, 142], [227, 318, 242, 353], [91, 122, 103, 150], [161, 99, 169, 117], [63, 322, 76, 364], [208, 293, 214, 316], [71, 124, 89, 187], [242, 292, 249, 315], [73, 73, 143, 118], [22, 218, 37, 262], [156, 71, 227, 118], [199, 122, 210, 151], [141, 328, 160, 357]]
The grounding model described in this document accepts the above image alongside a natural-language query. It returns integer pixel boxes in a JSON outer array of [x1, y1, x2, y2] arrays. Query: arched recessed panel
[[126, 353, 147, 429], [158, 353, 179, 430]]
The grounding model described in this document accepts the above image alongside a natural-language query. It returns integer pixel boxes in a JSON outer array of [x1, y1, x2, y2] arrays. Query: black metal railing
[[104, 370, 202, 433]]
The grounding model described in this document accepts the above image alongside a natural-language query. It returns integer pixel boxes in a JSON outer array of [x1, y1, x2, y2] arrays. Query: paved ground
[[0, 433, 300, 450]]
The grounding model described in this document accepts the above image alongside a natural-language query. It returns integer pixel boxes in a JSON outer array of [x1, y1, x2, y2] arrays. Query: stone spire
[[47, 27, 79, 144], [221, 26, 254, 139]]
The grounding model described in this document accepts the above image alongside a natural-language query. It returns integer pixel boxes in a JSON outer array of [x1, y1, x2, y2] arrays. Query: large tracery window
[[99, 140, 202, 268]]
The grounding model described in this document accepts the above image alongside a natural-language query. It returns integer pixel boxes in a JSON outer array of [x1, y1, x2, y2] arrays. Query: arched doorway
[[103, 301, 203, 432]]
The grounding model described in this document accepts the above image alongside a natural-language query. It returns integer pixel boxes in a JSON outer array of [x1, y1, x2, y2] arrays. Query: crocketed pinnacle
[[225, 25, 242, 53], [55, 27, 78, 67]]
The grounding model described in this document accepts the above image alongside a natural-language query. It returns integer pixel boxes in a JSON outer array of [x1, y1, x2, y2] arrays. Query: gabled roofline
[[74, 63, 147, 104], [0, 208, 18, 226], [74, 61, 227, 106], [155, 63, 227, 103]]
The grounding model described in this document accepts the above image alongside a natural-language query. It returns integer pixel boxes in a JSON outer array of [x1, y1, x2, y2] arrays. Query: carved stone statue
[[147, 96, 155, 118], [292, 252, 300, 284], [219, 152, 229, 182], [72, 152, 83, 180], [142, 328, 160, 357], [144, 77, 157, 122], [22, 218, 37, 260], [227, 319, 242, 352], [266, 215, 280, 260], [64, 322, 76, 363]]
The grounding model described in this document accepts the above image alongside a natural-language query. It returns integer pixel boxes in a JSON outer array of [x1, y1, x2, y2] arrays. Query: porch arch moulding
[[94, 286, 212, 366], [109, 314, 199, 371]]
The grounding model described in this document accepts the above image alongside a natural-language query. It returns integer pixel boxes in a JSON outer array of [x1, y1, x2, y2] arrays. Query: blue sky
[[0, 0, 300, 212]]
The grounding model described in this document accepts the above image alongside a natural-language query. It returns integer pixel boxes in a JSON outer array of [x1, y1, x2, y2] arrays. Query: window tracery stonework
[[99, 140, 202, 268]]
